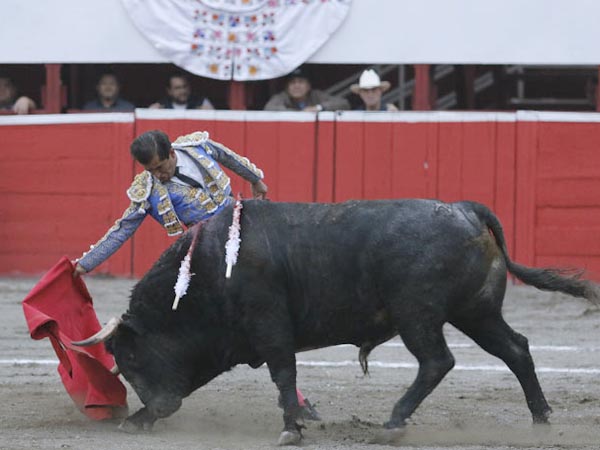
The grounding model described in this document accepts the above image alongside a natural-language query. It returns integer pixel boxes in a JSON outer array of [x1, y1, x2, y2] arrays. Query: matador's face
[[143, 148, 177, 183]]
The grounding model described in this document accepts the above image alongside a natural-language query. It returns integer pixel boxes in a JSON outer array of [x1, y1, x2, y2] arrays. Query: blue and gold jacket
[[78, 132, 263, 272]]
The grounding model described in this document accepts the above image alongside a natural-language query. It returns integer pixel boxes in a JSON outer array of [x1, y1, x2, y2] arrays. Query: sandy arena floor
[[1, 276, 600, 450]]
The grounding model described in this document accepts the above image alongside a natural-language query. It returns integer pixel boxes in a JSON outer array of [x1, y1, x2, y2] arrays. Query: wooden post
[[228, 81, 247, 110], [413, 64, 432, 110], [464, 65, 476, 109], [44, 64, 62, 113], [69, 65, 80, 111]]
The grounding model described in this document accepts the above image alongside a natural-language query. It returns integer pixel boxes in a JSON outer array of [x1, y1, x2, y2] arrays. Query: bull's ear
[[121, 313, 145, 336]]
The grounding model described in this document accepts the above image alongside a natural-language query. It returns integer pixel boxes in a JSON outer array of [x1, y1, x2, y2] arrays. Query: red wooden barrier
[[2, 110, 600, 281], [514, 112, 538, 268], [0, 114, 134, 275], [390, 119, 438, 199], [315, 112, 336, 202], [243, 111, 317, 202], [334, 112, 518, 256], [530, 112, 600, 278], [494, 119, 518, 265]]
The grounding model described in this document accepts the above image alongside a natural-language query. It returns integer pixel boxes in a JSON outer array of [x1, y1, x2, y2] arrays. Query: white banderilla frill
[[172, 224, 201, 311], [225, 196, 243, 278]]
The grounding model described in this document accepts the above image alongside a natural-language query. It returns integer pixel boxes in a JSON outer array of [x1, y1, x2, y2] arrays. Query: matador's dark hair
[[130, 130, 171, 164]]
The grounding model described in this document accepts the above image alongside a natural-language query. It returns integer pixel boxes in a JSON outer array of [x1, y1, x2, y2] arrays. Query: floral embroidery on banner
[[121, 0, 352, 80]]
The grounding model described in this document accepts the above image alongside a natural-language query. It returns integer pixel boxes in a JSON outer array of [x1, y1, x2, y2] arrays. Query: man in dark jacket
[[149, 73, 214, 110], [264, 66, 349, 112], [83, 72, 135, 112]]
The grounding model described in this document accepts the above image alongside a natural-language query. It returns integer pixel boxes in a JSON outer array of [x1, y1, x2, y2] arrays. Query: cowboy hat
[[350, 69, 391, 94]]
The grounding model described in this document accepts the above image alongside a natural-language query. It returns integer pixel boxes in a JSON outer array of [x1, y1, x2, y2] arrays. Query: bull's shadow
[[74, 199, 600, 446]]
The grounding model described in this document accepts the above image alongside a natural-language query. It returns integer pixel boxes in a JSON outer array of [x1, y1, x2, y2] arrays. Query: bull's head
[[72, 314, 218, 430]]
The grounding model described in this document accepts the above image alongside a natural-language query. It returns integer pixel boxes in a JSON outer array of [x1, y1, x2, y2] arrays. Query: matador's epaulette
[[127, 171, 153, 202], [171, 131, 209, 149]]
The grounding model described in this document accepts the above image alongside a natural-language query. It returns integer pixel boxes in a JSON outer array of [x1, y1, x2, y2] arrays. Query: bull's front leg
[[244, 292, 303, 444], [118, 407, 157, 433], [267, 358, 304, 445]]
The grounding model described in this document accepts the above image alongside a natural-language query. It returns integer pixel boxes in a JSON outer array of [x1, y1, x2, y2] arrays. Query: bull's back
[[216, 199, 495, 349]]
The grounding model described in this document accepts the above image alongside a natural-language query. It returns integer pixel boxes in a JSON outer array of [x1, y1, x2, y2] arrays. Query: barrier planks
[[2, 110, 599, 281], [0, 114, 134, 275]]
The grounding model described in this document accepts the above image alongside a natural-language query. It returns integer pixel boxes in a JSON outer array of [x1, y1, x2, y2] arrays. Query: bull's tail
[[467, 202, 600, 306]]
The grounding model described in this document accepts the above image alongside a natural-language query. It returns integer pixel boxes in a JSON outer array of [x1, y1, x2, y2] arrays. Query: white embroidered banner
[[121, 0, 352, 80]]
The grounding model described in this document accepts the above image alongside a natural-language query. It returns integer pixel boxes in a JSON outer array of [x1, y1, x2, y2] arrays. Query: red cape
[[22, 256, 128, 420]]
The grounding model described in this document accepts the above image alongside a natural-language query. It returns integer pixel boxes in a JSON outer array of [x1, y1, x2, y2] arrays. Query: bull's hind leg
[[385, 321, 455, 429], [451, 315, 552, 423]]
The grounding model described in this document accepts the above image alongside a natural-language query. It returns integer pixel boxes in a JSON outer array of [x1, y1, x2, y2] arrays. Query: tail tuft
[[507, 261, 600, 304], [467, 201, 600, 306], [583, 282, 600, 307]]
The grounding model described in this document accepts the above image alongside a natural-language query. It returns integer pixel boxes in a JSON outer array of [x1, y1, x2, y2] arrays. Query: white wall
[[2, 0, 600, 64], [310, 0, 600, 64], [1, 0, 167, 63]]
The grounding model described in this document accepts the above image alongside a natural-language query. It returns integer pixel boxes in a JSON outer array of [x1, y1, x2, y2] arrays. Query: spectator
[[0, 73, 37, 114], [351, 69, 398, 112], [149, 73, 214, 110], [83, 72, 135, 111], [264, 67, 350, 112]]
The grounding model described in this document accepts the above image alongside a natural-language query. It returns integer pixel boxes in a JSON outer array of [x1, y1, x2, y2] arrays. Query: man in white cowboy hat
[[351, 69, 398, 112]]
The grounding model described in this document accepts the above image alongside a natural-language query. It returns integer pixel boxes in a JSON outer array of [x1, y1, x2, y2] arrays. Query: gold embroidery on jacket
[[154, 182, 184, 236], [127, 171, 152, 202], [172, 131, 209, 148]]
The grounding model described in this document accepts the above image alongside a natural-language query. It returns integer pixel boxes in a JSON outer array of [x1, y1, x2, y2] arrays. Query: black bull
[[75, 199, 599, 444]]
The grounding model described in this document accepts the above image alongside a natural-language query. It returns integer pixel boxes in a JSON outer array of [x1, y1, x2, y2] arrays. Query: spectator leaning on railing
[[0, 73, 37, 114], [83, 72, 135, 112], [149, 72, 214, 110], [264, 66, 350, 112]]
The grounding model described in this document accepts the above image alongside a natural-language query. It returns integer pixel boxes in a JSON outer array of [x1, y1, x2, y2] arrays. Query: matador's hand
[[73, 262, 87, 278], [252, 180, 268, 200]]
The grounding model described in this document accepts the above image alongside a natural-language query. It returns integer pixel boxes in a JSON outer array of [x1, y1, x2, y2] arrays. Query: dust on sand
[[2, 276, 599, 449]]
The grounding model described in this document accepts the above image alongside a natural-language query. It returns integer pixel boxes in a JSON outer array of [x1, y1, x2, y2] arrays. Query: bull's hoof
[[277, 430, 302, 446], [383, 418, 406, 429], [118, 418, 153, 434], [533, 406, 553, 424], [371, 426, 406, 445]]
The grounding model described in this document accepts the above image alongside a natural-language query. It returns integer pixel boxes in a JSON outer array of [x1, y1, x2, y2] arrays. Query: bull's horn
[[110, 364, 120, 375], [71, 317, 122, 347]]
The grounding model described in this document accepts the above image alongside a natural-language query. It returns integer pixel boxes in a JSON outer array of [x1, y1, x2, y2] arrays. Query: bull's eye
[[120, 351, 141, 370]]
